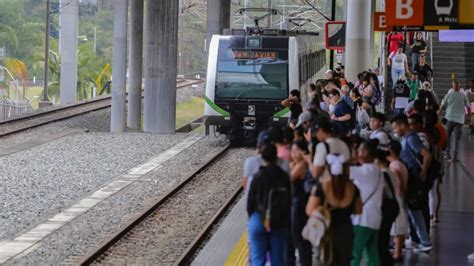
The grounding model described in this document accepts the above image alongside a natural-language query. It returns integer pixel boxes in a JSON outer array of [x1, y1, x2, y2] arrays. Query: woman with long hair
[[290, 140, 313, 265], [247, 144, 292, 265], [306, 149, 362, 266]]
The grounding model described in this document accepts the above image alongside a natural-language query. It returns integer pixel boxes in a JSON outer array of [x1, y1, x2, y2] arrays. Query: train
[[204, 29, 327, 143]]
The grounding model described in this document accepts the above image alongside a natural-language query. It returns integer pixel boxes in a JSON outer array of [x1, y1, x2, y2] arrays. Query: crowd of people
[[242, 45, 474, 265]]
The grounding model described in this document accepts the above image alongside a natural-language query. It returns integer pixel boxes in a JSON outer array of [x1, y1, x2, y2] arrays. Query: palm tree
[[3, 57, 28, 98]]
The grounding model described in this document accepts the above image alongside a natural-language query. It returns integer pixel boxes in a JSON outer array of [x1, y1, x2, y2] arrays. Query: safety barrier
[[0, 97, 33, 122]]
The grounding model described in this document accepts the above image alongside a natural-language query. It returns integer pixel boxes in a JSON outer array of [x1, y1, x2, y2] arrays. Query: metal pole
[[41, 0, 52, 106], [267, 0, 273, 28], [329, 0, 336, 70], [93, 27, 97, 55]]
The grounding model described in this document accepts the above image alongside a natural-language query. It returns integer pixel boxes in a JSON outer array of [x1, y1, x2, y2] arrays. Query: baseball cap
[[295, 111, 312, 128], [257, 130, 271, 147], [311, 117, 333, 133]]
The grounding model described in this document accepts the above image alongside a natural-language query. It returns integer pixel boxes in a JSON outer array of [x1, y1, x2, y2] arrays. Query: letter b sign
[[386, 0, 424, 26]]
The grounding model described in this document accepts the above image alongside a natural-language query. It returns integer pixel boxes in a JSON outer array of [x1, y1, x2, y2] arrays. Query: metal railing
[[0, 97, 33, 122]]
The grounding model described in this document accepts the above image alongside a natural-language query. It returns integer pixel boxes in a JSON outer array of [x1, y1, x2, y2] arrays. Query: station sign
[[458, 0, 474, 24], [374, 12, 393, 32], [424, 0, 459, 27], [386, 0, 424, 27], [385, 0, 474, 30], [325, 21, 346, 50]]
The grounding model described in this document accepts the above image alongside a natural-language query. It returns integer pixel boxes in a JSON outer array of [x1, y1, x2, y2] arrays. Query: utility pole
[[40, 0, 52, 107], [329, 0, 336, 70], [267, 0, 273, 28]]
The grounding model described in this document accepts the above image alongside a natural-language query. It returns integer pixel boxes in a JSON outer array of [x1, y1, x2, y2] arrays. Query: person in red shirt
[[386, 31, 405, 54]]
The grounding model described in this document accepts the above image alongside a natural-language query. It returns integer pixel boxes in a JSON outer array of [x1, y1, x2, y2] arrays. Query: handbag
[[302, 200, 331, 247], [302, 199, 333, 265]]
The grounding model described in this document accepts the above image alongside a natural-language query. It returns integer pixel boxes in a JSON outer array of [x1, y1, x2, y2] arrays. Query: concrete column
[[370, 0, 376, 64], [59, 0, 78, 104], [144, 0, 179, 134], [127, 0, 143, 130], [111, 0, 128, 133], [206, 0, 231, 50], [345, 0, 371, 82]]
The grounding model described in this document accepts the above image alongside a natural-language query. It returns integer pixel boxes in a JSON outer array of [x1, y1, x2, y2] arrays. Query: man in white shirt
[[306, 117, 351, 181], [350, 140, 383, 266], [369, 112, 391, 146]]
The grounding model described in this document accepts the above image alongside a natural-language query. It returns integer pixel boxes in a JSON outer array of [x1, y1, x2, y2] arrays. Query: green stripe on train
[[273, 107, 290, 118], [205, 96, 230, 117]]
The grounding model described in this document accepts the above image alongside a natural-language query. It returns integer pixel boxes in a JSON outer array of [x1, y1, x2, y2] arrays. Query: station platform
[[193, 130, 474, 266]]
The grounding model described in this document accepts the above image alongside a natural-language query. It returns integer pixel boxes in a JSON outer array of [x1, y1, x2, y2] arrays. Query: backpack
[[302, 183, 333, 264], [264, 186, 291, 232], [435, 123, 448, 151], [370, 85, 382, 106]]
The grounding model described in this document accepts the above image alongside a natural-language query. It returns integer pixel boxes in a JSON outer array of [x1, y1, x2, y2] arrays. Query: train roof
[[222, 28, 319, 37]]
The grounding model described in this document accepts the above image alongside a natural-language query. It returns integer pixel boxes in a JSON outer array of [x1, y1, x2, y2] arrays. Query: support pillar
[[206, 0, 230, 51], [127, 0, 143, 130], [144, 0, 179, 134], [345, 0, 371, 82], [370, 0, 376, 64], [111, 0, 128, 133], [59, 0, 78, 104]]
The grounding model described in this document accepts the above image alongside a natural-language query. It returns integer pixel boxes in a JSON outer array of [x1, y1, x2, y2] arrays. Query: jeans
[[248, 212, 288, 266], [411, 52, 420, 71], [391, 68, 405, 87], [407, 208, 431, 246], [351, 226, 380, 266], [291, 197, 312, 266], [445, 120, 463, 159]]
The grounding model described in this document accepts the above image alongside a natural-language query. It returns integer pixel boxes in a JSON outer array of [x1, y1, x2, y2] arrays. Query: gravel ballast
[[0, 130, 187, 241], [92, 148, 252, 265], [4, 136, 232, 265]]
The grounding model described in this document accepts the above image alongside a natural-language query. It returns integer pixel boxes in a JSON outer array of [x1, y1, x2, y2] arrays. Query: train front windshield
[[215, 43, 289, 100]]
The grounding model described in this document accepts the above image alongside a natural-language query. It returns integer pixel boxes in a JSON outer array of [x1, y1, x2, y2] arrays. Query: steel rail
[[79, 145, 231, 266], [0, 80, 204, 137], [174, 186, 243, 266]]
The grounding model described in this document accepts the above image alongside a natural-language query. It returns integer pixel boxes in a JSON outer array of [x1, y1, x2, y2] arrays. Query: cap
[[311, 117, 333, 133], [412, 71, 418, 75], [257, 130, 271, 147], [295, 111, 312, 128]]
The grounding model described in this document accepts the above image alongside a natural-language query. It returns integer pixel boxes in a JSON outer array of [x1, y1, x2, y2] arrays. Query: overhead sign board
[[325, 21, 346, 50], [424, 0, 458, 26], [458, 0, 474, 24], [374, 12, 393, 32], [386, 0, 424, 27]]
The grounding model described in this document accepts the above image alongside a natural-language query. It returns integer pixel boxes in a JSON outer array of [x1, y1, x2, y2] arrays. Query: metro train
[[204, 29, 327, 142]]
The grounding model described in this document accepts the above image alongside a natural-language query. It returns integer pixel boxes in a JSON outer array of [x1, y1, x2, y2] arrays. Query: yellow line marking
[[225, 232, 248, 266]]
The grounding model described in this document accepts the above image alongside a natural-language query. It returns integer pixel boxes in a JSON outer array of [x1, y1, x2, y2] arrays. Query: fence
[[0, 97, 33, 122]]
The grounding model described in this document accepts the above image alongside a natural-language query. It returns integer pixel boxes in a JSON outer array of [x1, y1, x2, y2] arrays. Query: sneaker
[[404, 239, 419, 249], [414, 244, 433, 252], [444, 155, 452, 161], [430, 219, 438, 227], [468, 253, 474, 261]]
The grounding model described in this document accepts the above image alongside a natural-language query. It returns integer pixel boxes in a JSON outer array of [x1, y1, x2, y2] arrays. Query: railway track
[[0, 79, 204, 138], [78, 145, 245, 265]]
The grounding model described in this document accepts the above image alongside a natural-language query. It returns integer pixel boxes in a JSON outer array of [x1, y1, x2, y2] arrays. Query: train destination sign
[[232, 50, 278, 60]]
